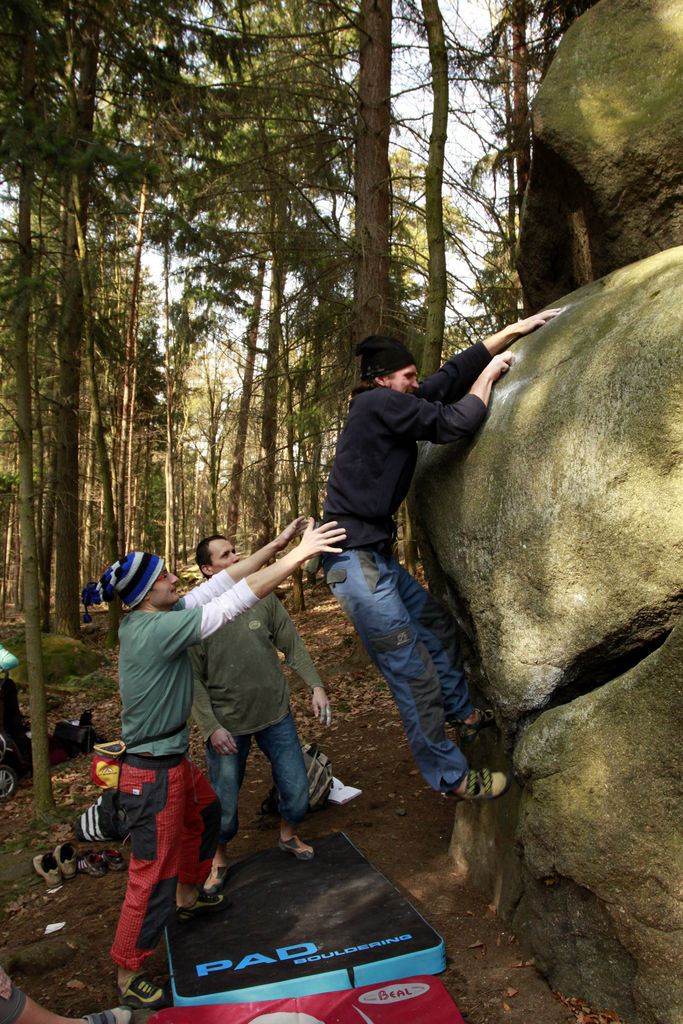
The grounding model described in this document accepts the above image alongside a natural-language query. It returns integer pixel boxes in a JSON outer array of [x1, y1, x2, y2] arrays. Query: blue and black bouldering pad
[[165, 831, 445, 1006]]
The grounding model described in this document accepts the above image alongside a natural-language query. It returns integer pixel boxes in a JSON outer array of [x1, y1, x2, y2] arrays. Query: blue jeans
[[205, 711, 309, 845], [323, 548, 473, 792]]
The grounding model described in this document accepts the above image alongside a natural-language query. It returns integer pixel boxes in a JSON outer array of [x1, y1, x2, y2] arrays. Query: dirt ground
[[0, 583, 622, 1024]]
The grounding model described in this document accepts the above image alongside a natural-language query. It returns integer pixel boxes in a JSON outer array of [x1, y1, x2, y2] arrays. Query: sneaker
[[101, 847, 126, 871], [32, 852, 61, 886], [454, 768, 511, 801], [77, 851, 108, 876], [54, 842, 77, 880], [119, 973, 170, 1011], [83, 1008, 132, 1024], [176, 890, 226, 921]]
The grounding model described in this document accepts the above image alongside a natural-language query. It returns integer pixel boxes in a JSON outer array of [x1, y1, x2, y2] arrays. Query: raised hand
[[272, 516, 308, 551]]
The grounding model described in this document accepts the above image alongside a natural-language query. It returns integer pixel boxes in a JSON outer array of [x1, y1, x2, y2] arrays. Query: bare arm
[[226, 516, 308, 582], [482, 308, 562, 356], [245, 519, 345, 599]]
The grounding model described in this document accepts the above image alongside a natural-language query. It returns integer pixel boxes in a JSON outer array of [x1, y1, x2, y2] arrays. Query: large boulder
[[414, 247, 682, 743], [411, 248, 683, 1023], [7, 634, 102, 689], [517, 0, 683, 311], [513, 621, 682, 1024]]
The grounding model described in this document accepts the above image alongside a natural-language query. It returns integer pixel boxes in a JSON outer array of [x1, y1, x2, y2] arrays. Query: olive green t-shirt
[[190, 593, 322, 739]]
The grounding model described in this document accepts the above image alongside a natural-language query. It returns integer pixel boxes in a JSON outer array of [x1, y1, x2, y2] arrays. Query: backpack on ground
[[301, 741, 333, 811], [260, 741, 333, 816]]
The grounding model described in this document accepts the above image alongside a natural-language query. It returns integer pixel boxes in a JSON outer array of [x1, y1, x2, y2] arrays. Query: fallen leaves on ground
[[553, 990, 624, 1023]]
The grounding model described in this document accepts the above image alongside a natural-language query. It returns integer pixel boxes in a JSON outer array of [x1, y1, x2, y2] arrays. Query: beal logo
[[359, 982, 430, 1005]]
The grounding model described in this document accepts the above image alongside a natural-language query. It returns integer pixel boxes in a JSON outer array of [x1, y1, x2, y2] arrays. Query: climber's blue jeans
[[323, 547, 473, 792]]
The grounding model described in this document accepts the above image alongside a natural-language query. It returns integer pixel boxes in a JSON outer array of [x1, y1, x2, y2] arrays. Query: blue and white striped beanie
[[97, 552, 163, 608]]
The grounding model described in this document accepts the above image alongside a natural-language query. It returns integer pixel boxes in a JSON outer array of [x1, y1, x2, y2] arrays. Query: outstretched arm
[[226, 516, 308, 582], [483, 308, 562, 356], [245, 519, 345, 598], [197, 520, 345, 640]]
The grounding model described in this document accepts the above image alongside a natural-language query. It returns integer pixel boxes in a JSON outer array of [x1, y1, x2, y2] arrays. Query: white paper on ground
[[327, 776, 362, 804], [44, 922, 66, 934]]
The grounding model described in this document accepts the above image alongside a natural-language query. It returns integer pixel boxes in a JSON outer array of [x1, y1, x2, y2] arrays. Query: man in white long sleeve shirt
[[96, 517, 345, 1012]]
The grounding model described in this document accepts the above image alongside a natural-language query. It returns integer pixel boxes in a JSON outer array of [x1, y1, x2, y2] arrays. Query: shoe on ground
[[54, 841, 77, 880], [278, 836, 314, 861], [101, 847, 125, 870], [77, 851, 108, 876], [176, 890, 226, 921], [84, 1007, 132, 1024], [454, 768, 511, 801], [32, 852, 61, 886], [118, 973, 170, 1011]]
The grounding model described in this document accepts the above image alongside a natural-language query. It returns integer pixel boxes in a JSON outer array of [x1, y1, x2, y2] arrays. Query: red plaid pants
[[111, 753, 220, 971]]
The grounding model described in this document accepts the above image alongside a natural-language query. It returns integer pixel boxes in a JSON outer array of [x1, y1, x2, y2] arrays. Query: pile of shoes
[[32, 842, 125, 886], [76, 848, 125, 876]]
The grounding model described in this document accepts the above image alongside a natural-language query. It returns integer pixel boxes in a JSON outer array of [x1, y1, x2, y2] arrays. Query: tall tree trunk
[[12, 17, 54, 813], [283, 335, 305, 613], [421, 0, 448, 376], [54, 16, 100, 636], [353, 0, 393, 350], [73, 178, 120, 647], [39, 446, 56, 632], [117, 176, 148, 551], [257, 253, 285, 549], [226, 258, 265, 533], [510, 0, 530, 223], [163, 243, 176, 569]]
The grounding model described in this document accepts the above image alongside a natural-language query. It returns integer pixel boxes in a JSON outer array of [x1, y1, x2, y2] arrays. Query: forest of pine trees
[[0, 0, 596, 803]]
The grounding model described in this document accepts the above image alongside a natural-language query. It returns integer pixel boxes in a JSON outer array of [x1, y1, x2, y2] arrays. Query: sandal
[[454, 707, 496, 742], [452, 768, 511, 801], [278, 836, 314, 861], [83, 1008, 132, 1024], [202, 864, 229, 895]]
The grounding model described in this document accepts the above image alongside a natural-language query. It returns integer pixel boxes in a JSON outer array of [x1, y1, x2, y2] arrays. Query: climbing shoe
[[454, 768, 511, 801], [452, 708, 496, 742], [176, 890, 226, 921], [118, 973, 170, 1011]]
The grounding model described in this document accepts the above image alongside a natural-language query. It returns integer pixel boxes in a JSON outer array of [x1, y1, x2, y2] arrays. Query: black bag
[[53, 709, 96, 759]]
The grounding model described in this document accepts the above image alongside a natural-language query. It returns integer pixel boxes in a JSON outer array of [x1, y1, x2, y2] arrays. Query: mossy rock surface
[[517, 0, 683, 308], [8, 635, 102, 689]]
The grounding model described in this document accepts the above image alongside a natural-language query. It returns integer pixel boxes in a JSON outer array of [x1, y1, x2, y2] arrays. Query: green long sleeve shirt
[[190, 592, 323, 740]]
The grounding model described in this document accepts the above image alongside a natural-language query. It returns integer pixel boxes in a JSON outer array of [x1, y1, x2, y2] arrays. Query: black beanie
[[355, 335, 417, 380]]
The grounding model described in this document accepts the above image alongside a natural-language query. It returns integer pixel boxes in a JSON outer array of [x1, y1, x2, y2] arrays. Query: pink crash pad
[[148, 975, 465, 1024]]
